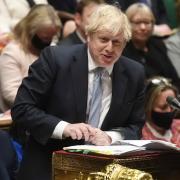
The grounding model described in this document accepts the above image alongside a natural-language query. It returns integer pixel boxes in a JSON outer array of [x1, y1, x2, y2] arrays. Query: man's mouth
[[103, 54, 113, 60]]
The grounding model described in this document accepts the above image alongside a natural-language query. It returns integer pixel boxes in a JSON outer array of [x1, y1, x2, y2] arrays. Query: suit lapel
[[72, 32, 84, 44], [101, 59, 128, 129], [71, 45, 88, 122], [71, 50, 128, 126], [112, 61, 127, 104]]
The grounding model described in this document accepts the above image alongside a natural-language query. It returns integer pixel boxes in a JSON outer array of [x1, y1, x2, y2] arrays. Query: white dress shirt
[[52, 48, 123, 143]]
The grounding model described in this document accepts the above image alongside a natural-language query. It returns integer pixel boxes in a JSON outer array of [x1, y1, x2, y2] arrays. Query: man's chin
[[100, 60, 114, 67]]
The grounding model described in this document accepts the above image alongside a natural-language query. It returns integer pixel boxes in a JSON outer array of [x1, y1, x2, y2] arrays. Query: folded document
[[63, 140, 180, 155], [64, 145, 145, 155], [113, 140, 179, 150]]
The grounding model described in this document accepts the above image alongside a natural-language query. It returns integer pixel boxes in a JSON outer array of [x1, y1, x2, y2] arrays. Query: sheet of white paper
[[63, 140, 179, 156], [113, 140, 179, 150], [63, 145, 145, 155]]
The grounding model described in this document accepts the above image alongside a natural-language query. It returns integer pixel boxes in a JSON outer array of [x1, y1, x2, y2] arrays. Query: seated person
[[0, 4, 61, 113], [0, 0, 48, 34], [105, 0, 172, 37], [0, 130, 18, 180], [142, 76, 180, 147], [59, 0, 104, 45], [123, 3, 180, 87]]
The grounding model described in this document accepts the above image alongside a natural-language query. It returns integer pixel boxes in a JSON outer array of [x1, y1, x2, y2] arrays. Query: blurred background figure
[[59, 0, 104, 43], [142, 76, 180, 147], [47, 0, 78, 38], [105, 0, 172, 37], [163, 0, 178, 29], [0, 0, 48, 33], [62, 20, 77, 38], [0, 4, 61, 113], [165, 0, 180, 78], [0, 33, 13, 54], [0, 0, 48, 51], [122, 3, 180, 88], [48, 0, 77, 24]]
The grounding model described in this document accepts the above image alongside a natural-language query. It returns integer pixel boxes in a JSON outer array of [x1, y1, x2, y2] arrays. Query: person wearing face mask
[[31, 34, 52, 51], [0, 4, 61, 113], [142, 76, 180, 147]]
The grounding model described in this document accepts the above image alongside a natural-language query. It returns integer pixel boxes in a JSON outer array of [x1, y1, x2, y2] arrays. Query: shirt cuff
[[52, 121, 69, 139], [105, 131, 124, 144]]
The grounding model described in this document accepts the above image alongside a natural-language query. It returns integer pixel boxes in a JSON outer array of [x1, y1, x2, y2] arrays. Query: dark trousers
[[0, 130, 18, 180]]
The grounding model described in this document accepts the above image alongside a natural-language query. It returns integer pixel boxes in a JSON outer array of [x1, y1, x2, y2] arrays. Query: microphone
[[166, 96, 180, 110]]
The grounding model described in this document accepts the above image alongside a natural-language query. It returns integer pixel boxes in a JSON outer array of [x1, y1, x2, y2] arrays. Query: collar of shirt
[[87, 48, 113, 75], [75, 30, 86, 43]]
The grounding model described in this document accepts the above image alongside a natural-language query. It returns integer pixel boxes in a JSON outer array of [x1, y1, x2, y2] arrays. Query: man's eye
[[113, 41, 121, 46], [99, 38, 108, 42]]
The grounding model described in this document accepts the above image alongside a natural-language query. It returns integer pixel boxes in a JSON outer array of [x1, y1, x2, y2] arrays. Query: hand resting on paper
[[63, 123, 96, 141], [63, 123, 112, 145], [89, 128, 112, 146]]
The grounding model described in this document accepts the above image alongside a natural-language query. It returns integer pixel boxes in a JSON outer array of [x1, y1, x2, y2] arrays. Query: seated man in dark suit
[[58, 0, 104, 46], [11, 4, 145, 180]]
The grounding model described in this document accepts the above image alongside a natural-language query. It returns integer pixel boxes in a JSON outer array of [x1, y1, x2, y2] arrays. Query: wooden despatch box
[[52, 150, 180, 180]]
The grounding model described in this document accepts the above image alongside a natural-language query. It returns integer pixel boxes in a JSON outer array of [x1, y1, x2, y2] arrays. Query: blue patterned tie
[[88, 67, 104, 127]]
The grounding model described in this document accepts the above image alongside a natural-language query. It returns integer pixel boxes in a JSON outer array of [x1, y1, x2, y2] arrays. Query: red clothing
[[142, 119, 180, 147]]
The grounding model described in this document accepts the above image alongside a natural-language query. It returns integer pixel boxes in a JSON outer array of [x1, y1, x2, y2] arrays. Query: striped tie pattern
[[88, 67, 104, 127]]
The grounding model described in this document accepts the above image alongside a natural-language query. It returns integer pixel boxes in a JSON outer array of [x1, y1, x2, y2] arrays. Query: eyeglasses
[[146, 77, 172, 92], [150, 78, 171, 85], [130, 21, 153, 27]]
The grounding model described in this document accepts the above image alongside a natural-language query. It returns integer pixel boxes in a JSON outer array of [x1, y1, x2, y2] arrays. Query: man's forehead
[[95, 30, 124, 38]]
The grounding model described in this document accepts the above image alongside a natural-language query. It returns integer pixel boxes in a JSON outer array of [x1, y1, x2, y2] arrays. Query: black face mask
[[31, 35, 51, 51], [151, 111, 175, 130]]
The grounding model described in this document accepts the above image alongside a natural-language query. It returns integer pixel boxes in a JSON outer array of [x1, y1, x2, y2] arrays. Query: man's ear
[[74, 13, 82, 27]]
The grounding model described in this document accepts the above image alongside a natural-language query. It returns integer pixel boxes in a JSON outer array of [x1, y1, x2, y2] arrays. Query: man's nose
[[105, 41, 113, 51]]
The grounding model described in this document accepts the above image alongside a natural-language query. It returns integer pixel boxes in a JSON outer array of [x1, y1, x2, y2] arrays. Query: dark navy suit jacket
[[58, 31, 83, 46], [11, 44, 145, 180]]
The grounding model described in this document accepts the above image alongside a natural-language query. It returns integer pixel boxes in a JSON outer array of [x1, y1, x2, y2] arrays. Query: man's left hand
[[88, 128, 112, 145]]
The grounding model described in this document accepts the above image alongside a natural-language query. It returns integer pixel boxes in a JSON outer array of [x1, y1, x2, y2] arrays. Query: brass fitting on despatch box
[[87, 163, 153, 180]]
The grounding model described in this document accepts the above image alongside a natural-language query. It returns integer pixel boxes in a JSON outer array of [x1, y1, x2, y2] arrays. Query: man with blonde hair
[[12, 4, 145, 180]]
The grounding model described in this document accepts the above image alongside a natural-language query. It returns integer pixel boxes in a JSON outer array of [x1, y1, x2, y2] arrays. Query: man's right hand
[[63, 123, 96, 141]]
